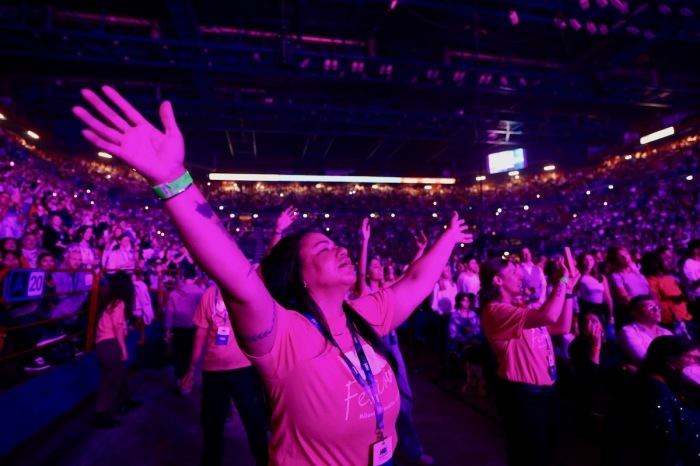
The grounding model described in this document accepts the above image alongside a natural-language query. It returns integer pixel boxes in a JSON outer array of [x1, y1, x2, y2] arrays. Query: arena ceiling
[[1, 0, 700, 178]]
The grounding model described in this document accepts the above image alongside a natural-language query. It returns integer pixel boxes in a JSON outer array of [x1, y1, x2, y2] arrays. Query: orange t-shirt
[[647, 275, 693, 323], [245, 288, 400, 466], [193, 286, 251, 372], [482, 301, 556, 386], [95, 301, 126, 344]]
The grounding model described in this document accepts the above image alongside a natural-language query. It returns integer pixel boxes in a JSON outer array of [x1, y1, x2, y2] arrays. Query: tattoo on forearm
[[195, 201, 240, 249], [195, 202, 215, 219], [242, 300, 277, 342]]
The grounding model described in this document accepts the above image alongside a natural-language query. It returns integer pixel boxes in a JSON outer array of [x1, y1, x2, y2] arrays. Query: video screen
[[487, 148, 526, 174]]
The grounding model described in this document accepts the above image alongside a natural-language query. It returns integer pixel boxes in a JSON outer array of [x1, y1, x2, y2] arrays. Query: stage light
[[303, 214, 308, 218], [219, 206, 224, 210], [586, 22, 597, 34], [504, 252, 510, 256], [229, 214, 235, 218], [432, 213, 438, 218], [580, 0, 590, 9], [508, 171, 519, 177], [640, 126, 674, 144], [0, 113, 5, 120], [391, 213, 395, 218], [145, 206, 149, 210], [475, 176, 486, 181], [603, 202, 608, 206], [536, 194, 541, 199], [253, 214, 259, 219], [523, 205, 529, 210], [26, 130, 40, 139], [324, 213, 330, 218], [569, 19, 582, 31], [543, 165, 555, 171], [497, 208, 502, 213], [687, 175, 694, 181], [98, 152, 113, 159], [209, 173, 456, 185], [586, 190, 591, 195], [599, 24, 609, 35], [624, 154, 632, 160], [509, 10, 519, 26], [389, 0, 399, 11], [659, 3, 671, 15], [608, 185, 614, 189]]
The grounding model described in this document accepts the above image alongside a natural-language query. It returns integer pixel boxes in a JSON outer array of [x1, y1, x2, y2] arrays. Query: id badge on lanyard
[[371, 436, 393, 466], [215, 326, 230, 345], [302, 314, 393, 466]]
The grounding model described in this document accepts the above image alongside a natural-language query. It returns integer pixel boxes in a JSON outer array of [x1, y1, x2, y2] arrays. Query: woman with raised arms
[[73, 86, 472, 466]]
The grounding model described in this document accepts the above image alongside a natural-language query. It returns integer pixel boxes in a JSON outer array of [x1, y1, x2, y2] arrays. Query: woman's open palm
[[72, 86, 185, 185]]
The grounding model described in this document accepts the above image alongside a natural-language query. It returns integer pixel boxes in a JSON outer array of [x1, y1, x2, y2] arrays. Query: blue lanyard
[[302, 313, 386, 440]]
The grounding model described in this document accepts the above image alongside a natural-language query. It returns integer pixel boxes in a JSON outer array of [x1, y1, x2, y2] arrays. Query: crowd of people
[[0, 87, 699, 465]]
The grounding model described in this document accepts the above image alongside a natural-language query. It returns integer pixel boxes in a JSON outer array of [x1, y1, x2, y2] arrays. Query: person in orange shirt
[[480, 256, 579, 466], [93, 271, 142, 428], [181, 285, 269, 466], [641, 248, 695, 337]]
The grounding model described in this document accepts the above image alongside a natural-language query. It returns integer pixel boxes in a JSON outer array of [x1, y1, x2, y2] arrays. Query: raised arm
[[73, 86, 278, 356], [265, 206, 298, 256], [388, 212, 472, 327], [353, 218, 371, 298], [410, 230, 428, 264], [524, 258, 577, 330]]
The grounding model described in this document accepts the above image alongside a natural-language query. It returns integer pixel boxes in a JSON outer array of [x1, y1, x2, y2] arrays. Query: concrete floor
[[4, 347, 600, 466]]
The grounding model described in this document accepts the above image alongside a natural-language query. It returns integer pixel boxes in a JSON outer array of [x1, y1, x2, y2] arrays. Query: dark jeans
[[201, 367, 269, 466], [495, 378, 561, 466], [172, 327, 196, 379], [95, 338, 128, 414]]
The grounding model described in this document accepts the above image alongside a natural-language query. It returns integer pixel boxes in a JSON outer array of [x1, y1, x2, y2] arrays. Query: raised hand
[[275, 206, 299, 233], [446, 212, 474, 245], [414, 230, 428, 251], [361, 217, 371, 242], [72, 86, 185, 185]]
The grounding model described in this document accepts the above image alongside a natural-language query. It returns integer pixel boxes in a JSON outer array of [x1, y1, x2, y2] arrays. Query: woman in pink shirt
[[93, 271, 141, 428], [74, 87, 472, 465], [480, 256, 578, 466]]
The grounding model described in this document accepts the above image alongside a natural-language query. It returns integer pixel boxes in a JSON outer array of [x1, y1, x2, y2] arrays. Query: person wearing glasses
[[617, 295, 673, 367]]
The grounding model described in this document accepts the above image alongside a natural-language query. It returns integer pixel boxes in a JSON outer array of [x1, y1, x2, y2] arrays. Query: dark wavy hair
[[577, 252, 603, 283], [100, 271, 135, 320], [641, 336, 700, 403], [72, 225, 94, 245], [606, 246, 629, 273], [260, 231, 398, 376], [479, 257, 510, 309]]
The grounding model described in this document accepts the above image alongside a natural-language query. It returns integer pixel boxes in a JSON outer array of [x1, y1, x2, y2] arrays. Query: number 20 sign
[[3, 269, 46, 302]]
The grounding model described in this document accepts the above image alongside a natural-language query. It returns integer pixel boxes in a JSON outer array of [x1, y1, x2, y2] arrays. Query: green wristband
[[559, 277, 569, 284], [153, 171, 193, 200]]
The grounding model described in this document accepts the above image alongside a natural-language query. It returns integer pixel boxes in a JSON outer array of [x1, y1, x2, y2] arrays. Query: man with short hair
[[518, 247, 547, 305], [19, 232, 42, 268], [164, 268, 204, 392], [617, 294, 673, 366], [456, 255, 481, 297], [51, 250, 93, 324]]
